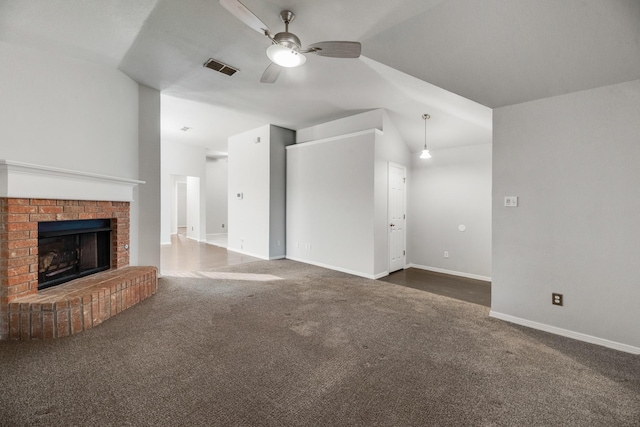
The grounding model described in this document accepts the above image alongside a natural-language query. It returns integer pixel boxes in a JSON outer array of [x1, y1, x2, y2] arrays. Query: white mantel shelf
[[0, 160, 145, 202]]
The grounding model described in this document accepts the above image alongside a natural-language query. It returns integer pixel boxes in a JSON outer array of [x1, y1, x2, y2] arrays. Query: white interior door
[[388, 163, 406, 273]]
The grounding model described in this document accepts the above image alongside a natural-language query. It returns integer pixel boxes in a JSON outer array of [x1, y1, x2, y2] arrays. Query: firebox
[[38, 219, 112, 290]]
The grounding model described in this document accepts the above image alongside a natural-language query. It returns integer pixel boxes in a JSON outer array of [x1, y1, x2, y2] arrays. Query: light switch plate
[[504, 196, 518, 207]]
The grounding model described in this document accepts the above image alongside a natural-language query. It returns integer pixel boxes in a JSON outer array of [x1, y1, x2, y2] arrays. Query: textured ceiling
[[1, 0, 638, 154]]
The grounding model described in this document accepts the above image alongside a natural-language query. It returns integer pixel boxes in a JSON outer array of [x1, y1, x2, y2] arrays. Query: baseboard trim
[[269, 255, 286, 260], [286, 256, 380, 280], [226, 248, 269, 260], [407, 264, 491, 282], [489, 311, 640, 355], [160, 241, 172, 246]]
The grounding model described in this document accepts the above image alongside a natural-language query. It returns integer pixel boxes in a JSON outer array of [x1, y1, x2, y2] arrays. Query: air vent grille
[[204, 58, 239, 76]]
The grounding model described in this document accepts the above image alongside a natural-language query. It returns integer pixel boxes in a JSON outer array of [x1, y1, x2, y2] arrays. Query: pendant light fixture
[[420, 113, 432, 159]]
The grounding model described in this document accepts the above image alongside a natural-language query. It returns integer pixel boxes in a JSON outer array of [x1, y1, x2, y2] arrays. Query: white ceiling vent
[[204, 58, 239, 76]]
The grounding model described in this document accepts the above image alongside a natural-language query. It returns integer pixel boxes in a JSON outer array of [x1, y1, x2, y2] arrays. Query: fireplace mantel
[[0, 160, 144, 202]]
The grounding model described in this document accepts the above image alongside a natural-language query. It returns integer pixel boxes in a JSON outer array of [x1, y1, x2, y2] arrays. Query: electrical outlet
[[552, 293, 563, 306], [444, 251, 449, 258]]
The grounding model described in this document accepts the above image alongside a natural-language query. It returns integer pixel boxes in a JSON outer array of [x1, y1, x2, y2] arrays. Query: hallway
[[161, 233, 260, 275]]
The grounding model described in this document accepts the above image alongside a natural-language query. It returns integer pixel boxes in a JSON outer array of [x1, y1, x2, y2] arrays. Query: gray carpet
[[1, 260, 638, 426]]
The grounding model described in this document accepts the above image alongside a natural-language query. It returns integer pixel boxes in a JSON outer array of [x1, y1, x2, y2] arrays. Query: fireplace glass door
[[38, 219, 112, 290]]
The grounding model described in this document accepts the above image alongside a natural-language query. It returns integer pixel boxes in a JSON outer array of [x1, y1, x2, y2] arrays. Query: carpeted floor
[[1, 260, 638, 426]]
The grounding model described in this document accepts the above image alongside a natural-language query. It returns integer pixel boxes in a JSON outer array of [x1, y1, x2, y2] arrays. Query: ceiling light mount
[[420, 114, 432, 159]]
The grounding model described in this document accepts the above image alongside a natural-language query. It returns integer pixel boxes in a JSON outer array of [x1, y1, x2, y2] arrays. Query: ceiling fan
[[219, 0, 361, 83]]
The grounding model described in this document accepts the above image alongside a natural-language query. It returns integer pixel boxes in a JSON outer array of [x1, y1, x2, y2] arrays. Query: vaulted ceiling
[[2, 0, 639, 154]]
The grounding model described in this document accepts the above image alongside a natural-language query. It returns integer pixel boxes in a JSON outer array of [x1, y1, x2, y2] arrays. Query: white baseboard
[[407, 263, 491, 282], [227, 247, 269, 260], [161, 241, 172, 246], [490, 311, 640, 355], [286, 256, 381, 280]]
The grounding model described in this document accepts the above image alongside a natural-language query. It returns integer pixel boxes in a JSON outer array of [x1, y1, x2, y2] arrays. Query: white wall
[[160, 140, 206, 244], [186, 176, 200, 240], [176, 182, 187, 227], [287, 130, 377, 277], [228, 125, 271, 258], [0, 42, 138, 179], [0, 42, 151, 267], [206, 158, 228, 234], [296, 109, 383, 143], [408, 144, 492, 280], [492, 79, 640, 353], [136, 84, 162, 269], [227, 124, 293, 259]]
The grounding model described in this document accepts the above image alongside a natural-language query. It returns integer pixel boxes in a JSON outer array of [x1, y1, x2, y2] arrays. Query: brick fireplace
[[0, 161, 156, 340], [0, 198, 131, 301]]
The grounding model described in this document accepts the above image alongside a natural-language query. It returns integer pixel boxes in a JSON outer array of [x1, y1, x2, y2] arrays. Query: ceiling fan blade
[[307, 41, 361, 58], [260, 63, 281, 83], [219, 0, 271, 35]]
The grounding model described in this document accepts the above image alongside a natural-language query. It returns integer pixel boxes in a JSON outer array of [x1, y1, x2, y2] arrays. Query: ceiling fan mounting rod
[[280, 10, 295, 28]]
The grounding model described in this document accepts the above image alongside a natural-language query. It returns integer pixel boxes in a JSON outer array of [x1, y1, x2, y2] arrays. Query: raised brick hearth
[[7, 266, 157, 339], [0, 197, 156, 340]]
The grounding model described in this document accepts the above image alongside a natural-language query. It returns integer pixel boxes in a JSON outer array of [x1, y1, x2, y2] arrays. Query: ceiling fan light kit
[[220, 0, 361, 83], [266, 44, 306, 67]]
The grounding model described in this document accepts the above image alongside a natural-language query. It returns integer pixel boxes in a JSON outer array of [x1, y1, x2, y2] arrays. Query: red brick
[[63, 205, 85, 214], [7, 255, 37, 268], [4, 214, 29, 223], [9, 312, 20, 339], [83, 302, 92, 330], [38, 206, 63, 214], [92, 298, 100, 325], [5, 221, 36, 231], [6, 199, 30, 205], [56, 310, 70, 338], [42, 312, 55, 339], [31, 311, 43, 339], [79, 201, 97, 206], [20, 312, 30, 340], [8, 273, 37, 287], [29, 213, 56, 222], [7, 239, 37, 250], [70, 307, 83, 335], [54, 301, 69, 311], [30, 199, 57, 206], [7, 205, 37, 214], [8, 248, 30, 258], [7, 265, 29, 277], [56, 200, 78, 206], [7, 230, 30, 240], [79, 213, 97, 219], [56, 213, 79, 221]]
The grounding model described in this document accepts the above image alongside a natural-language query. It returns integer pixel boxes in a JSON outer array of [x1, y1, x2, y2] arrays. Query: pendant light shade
[[420, 113, 432, 159]]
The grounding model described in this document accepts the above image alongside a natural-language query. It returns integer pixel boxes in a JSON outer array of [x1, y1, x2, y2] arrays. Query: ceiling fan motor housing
[[273, 31, 302, 50]]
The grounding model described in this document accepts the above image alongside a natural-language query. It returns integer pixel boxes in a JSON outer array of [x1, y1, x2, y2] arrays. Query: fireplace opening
[[38, 219, 112, 290]]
